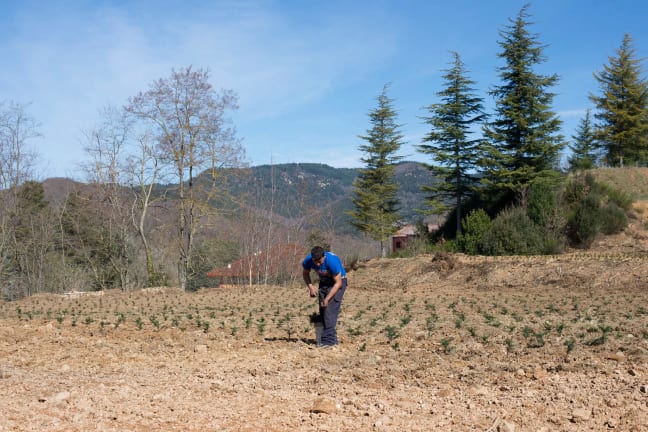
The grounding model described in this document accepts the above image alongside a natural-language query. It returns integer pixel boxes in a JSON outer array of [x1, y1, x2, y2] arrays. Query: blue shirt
[[302, 251, 346, 281]]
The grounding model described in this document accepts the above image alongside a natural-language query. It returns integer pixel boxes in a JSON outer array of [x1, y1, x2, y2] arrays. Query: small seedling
[[149, 315, 160, 329], [586, 324, 611, 346], [522, 326, 533, 338], [383, 325, 399, 343], [528, 332, 545, 348], [257, 318, 266, 334], [114, 312, 126, 328], [440, 337, 454, 354], [425, 316, 437, 336], [564, 338, 576, 354], [400, 315, 411, 327]]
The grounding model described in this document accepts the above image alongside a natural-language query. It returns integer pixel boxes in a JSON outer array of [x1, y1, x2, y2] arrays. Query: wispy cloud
[[557, 109, 588, 119], [1, 1, 645, 175], [1, 1, 401, 176]]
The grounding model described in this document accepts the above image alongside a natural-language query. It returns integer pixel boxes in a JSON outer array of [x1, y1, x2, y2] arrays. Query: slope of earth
[[1, 203, 647, 431]]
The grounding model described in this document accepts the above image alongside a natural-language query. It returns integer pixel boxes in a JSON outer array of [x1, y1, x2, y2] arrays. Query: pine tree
[[568, 109, 598, 170], [418, 52, 487, 235], [482, 5, 565, 200], [10, 181, 52, 295], [349, 84, 404, 257], [590, 34, 648, 167]]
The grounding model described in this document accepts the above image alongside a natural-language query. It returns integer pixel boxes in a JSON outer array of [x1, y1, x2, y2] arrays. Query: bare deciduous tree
[[0, 101, 40, 190], [0, 101, 40, 300], [125, 129, 164, 286], [81, 106, 135, 290], [126, 67, 244, 290]]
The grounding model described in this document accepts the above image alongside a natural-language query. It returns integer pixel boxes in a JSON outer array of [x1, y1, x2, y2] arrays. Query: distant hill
[[214, 161, 437, 234], [41, 177, 85, 203], [39, 162, 438, 237]]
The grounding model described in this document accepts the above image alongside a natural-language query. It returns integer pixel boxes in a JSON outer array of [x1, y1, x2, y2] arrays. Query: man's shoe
[[318, 343, 338, 349]]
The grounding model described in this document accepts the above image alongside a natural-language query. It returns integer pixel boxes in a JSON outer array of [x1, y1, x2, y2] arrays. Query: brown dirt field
[[2, 207, 648, 431]]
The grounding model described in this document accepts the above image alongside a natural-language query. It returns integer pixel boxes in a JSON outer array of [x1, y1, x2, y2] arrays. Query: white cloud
[[558, 109, 588, 119], [0, 1, 400, 176]]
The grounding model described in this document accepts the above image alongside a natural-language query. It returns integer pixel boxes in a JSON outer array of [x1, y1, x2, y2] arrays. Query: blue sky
[[1, 0, 646, 179]]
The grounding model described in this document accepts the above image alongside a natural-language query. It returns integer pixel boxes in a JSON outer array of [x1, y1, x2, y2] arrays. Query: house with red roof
[[207, 243, 306, 286], [391, 223, 439, 253]]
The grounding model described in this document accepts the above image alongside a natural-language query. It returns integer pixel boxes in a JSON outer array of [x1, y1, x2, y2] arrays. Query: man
[[302, 246, 347, 347]]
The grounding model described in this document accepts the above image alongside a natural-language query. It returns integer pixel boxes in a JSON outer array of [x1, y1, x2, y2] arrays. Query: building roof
[[393, 223, 440, 238], [393, 225, 417, 237], [207, 243, 304, 278]]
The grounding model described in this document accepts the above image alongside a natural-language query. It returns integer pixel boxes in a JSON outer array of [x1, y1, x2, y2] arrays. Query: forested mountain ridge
[[37, 161, 437, 242], [209, 161, 437, 232]]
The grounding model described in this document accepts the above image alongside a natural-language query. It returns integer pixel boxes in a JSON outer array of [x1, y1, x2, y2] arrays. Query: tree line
[[1, 68, 252, 299], [350, 5, 646, 256], [0, 71, 366, 299], [1, 5, 646, 298]]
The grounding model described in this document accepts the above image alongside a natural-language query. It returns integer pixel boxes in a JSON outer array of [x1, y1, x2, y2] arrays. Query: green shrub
[[564, 172, 632, 247], [600, 201, 628, 234], [480, 207, 548, 255], [438, 239, 460, 253], [542, 235, 564, 255], [457, 209, 491, 255], [567, 193, 603, 248], [563, 172, 594, 205], [599, 183, 634, 211], [526, 177, 566, 253], [527, 177, 560, 228], [450, 171, 632, 254]]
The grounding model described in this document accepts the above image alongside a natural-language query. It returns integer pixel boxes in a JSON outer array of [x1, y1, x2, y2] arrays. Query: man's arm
[[321, 273, 342, 307], [303, 268, 317, 297]]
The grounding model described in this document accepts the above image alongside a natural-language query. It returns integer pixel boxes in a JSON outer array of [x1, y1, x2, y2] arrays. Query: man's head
[[311, 246, 325, 265]]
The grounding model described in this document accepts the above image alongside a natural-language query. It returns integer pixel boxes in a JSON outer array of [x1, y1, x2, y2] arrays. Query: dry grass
[[592, 167, 648, 200]]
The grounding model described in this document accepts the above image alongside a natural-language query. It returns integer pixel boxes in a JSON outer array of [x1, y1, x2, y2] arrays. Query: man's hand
[[320, 273, 342, 308], [308, 284, 317, 298]]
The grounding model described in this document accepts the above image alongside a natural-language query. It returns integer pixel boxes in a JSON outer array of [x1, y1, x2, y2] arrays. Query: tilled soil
[[2, 217, 648, 431]]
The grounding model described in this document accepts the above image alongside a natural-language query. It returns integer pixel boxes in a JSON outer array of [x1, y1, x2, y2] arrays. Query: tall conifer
[[590, 34, 648, 167], [349, 84, 404, 257], [568, 109, 598, 170], [418, 52, 486, 234], [482, 5, 565, 201]]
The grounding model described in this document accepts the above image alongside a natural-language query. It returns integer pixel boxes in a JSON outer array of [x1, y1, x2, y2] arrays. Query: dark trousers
[[318, 279, 347, 346]]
